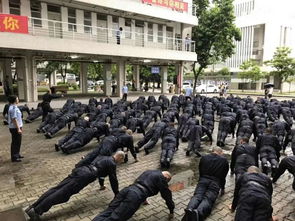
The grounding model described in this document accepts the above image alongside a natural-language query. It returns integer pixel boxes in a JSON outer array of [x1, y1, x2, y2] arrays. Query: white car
[[195, 84, 219, 93], [182, 81, 192, 89]]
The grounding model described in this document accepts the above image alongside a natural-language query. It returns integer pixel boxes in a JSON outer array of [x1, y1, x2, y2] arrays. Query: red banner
[[0, 14, 29, 34], [142, 0, 188, 12]]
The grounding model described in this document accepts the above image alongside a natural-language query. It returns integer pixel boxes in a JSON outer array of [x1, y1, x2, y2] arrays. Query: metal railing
[[28, 17, 196, 52]]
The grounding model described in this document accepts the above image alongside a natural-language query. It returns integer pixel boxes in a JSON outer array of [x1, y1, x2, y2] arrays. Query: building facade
[[0, 0, 197, 101], [216, 0, 295, 91]]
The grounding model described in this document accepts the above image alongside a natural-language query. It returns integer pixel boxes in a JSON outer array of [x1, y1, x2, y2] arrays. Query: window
[[84, 11, 92, 33], [158, 24, 163, 43], [0, 0, 3, 13], [31, 0, 42, 27], [125, 19, 131, 39], [148, 23, 153, 42], [112, 16, 119, 36], [68, 8, 76, 32], [9, 0, 20, 15]]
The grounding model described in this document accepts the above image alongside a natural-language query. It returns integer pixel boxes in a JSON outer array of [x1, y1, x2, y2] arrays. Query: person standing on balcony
[[185, 34, 191, 51], [122, 83, 128, 101], [116, 27, 123, 45]]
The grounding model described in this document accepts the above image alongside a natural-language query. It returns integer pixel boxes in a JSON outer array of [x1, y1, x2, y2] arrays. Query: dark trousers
[[32, 167, 96, 215], [93, 186, 146, 221], [184, 178, 220, 221], [122, 93, 127, 101], [235, 195, 272, 221], [9, 128, 22, 160]]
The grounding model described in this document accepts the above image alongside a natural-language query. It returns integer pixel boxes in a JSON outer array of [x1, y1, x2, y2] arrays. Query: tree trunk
[[192, 62, 203, 95]]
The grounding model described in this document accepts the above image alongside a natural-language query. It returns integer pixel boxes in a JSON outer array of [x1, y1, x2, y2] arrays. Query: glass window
[[112, 16, 119, 37], [84, 11, 92, 33], [148, 23, 153, 42], [31, 0, 42, 27], [68, 8, 76, 32], [9, 0, 20, 15], [125, 19, 131, 39], [158, 24, 163, 43]]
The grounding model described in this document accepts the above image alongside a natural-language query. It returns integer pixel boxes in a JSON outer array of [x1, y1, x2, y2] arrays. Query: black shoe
[[45, 133, 52, 139], [186, 151, 190, 156], [55, 144, 60, 152], [3, 120, 8, 125], [26, 208, 40, 221], [18, 155, 24, 158], [12, 158, 22, 162], [144, 148, 149, 155], [36, 128, 40, 133]]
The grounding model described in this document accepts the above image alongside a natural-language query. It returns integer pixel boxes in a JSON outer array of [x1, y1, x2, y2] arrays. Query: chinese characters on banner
[[142, 0, 188, 12], [0, 14, 29, 34]]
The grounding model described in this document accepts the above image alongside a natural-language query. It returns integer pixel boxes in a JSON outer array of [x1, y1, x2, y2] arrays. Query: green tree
[[265, 47, 295, 92], [88, 63, 103, 80], [239, 60, 265, 90], [192, 0, 241, 94]]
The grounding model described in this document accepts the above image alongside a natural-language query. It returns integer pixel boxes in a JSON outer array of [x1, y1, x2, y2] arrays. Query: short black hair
[[8, 95, 18, 104]]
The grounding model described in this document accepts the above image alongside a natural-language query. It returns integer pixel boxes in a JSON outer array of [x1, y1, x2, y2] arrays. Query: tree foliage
[[266, 47, 295, 81], [239, 59, 265, 82], [192, 0, 241, 94]]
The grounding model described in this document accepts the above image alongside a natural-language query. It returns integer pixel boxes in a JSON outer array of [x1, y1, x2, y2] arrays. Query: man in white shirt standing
[[7, 95, 24, 162], [122, 83, 128, 101]]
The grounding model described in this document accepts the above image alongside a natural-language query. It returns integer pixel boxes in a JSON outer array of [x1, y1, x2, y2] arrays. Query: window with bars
[[125, 19, 131, 39], [84, 11, 92, 33], [9, 0, 20, 15], [68, 8, 76, 32], [148, 23, 153, 42], [158, 24, 163, 43], [31, 0, 42, 27]]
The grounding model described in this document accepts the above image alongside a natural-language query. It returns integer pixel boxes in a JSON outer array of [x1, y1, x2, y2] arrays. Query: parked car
[[195, 84, 219, 93], [182, 81, 192, 89]]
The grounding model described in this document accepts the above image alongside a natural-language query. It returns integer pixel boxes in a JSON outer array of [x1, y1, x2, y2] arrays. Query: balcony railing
[[28, 17, 196, 52]]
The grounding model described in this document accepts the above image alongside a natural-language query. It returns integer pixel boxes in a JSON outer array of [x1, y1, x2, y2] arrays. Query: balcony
[[28, 17, 196, 53]]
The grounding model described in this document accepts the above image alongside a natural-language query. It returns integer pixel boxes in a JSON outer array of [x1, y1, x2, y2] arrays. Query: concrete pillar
[[21, 0, 31, 17], [107, 15, 112, 40], [50, 70, 57, 87], [21, 55, 38, 102], [163, 25, 167, 44], [144, 22, 148, 44], [80, 63, 88, 94], [133, 65, 140, 91], [91, 12, 97, 36], [117, 61, 125, 97], [16, 58, 26, 100], [176, 63, 184, 94], [61, 7, 68, 32], [76, 9, 84, 33], [153, 24, 158, 43], [131, 19, 136, 40], [161, 66, 168, 94], [2, 0, 10, 13], [103, 64, 112, 96], [3, 59, 13, 96], [41, 3, 48, 29]]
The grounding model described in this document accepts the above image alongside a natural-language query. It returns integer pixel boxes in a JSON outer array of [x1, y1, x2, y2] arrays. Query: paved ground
[[0, 103, 295, 221]]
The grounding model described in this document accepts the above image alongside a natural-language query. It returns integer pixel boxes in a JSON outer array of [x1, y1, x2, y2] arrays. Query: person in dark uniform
[[230, 137, 258, 181], [256, 128, 281, 176], [182, 147, 229, 221], [25, 103, 43, 123], [93, 170, 174, 221], [7, 95, 24, 162], [217, 116, 235, 147], [186, 124, 212, 157], [230, 166, 275, 221], [272, 155, 295, 190], [283, 128, 295, 155], [25, 151, 125, 220], [272, 120, 290, 149], [136, 121, 167, 154], [160, 123, 179, 168], [41, 89, 63, 121]]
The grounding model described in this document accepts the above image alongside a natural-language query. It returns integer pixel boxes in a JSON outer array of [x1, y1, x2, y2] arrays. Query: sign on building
[[0, 14, 29, 34], [151, 66, 160, 74], [142, 0, 188, 12]]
